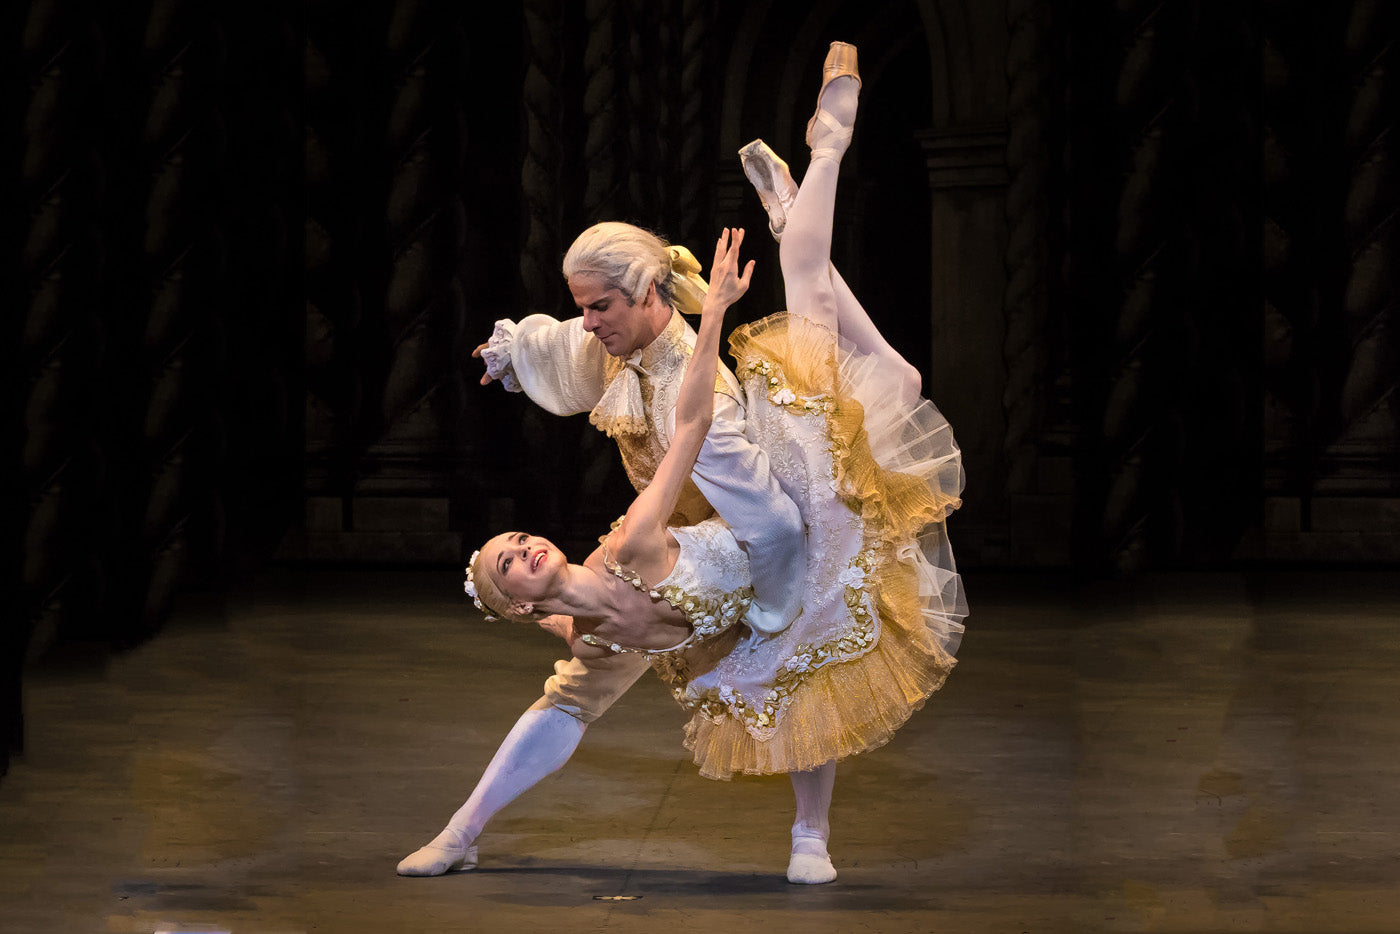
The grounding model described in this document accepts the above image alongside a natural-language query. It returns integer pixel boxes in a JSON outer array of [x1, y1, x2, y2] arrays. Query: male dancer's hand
[[535, 613, 576, 646], [471, 342, 496, 385]]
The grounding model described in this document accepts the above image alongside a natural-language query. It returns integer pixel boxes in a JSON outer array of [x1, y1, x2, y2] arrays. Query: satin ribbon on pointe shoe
[[806, 41, 861, 159]]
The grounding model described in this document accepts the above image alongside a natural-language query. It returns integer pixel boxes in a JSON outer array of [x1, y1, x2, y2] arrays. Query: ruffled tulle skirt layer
[[679, 312, 967, 779]]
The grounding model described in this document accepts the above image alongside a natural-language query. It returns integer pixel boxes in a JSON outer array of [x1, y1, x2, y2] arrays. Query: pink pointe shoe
[[738, 139, 799, 242], [805, 41, 861, 161]]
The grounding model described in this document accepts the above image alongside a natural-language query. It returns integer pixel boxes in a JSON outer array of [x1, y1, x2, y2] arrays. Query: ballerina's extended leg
[[740, 137, 919, 399], [779, 42, 860, 334], [397, 702, 585, 876], [827, 260, 922, 402], [770, 44, 921, 401], [806, 41, 861, 162]]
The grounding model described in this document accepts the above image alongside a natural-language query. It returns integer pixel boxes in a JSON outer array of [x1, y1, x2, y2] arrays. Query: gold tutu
[[678, 313, 965, 779]]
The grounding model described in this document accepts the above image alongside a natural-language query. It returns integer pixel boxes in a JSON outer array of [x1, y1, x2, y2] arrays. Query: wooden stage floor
[[2, 569, 1397, 933]]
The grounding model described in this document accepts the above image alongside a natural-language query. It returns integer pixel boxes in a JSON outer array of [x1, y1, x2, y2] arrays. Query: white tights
[[397, 701, 585, 876], [787, 761, 838, 884], [779, 73, 921, 403], [398, 700, 837, 884]]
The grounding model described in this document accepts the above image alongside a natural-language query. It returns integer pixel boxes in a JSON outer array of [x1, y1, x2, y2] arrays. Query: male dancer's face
[[568, 272, 661, 357]]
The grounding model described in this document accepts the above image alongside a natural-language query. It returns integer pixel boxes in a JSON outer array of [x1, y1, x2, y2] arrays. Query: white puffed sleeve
[[482, 315, 612, 415], [669, 394, 806, 634]]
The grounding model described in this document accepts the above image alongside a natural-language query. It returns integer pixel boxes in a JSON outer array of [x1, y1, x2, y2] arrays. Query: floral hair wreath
[[464, 549, 498, 621]]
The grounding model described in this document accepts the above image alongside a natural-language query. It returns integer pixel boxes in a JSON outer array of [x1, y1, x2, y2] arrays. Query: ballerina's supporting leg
[[787, 761, 838, 884], [397, 700, 586, 876]]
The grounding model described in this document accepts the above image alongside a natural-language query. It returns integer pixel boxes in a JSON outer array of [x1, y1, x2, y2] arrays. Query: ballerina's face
[[568, 272, 658, 358], [480, 531, 565, 609]]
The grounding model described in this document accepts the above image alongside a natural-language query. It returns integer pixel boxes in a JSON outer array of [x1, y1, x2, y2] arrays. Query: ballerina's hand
[[704, 227, 755, 315]]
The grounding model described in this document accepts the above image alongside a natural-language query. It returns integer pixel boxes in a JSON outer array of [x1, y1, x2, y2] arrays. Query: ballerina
[[403, 41, 965, 884]]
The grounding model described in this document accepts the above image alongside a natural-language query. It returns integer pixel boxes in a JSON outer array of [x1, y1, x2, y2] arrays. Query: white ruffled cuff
[[481, 319, 523, 393]]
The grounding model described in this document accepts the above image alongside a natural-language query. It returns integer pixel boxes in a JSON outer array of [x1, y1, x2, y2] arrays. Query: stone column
[[918, 125, 1011, 564]]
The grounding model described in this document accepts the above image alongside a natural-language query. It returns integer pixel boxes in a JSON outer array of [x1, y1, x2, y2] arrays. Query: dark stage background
[[4, 0, 1396, 775]]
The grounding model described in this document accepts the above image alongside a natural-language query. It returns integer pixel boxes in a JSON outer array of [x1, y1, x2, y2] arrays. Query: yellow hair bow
[[667, 245, 709, 317]]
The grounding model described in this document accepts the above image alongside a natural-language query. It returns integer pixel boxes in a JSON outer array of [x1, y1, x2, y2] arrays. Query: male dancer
[[397, 228, 807, 876]]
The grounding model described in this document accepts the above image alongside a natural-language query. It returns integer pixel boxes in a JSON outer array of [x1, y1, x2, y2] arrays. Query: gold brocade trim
[[590, 414, 650, 438], [684, 549, 877, 733], [651, 652, 692, 688], [652, 583, 754, 640], [591, 521, 755, 663], [737, 357, 836, 417]]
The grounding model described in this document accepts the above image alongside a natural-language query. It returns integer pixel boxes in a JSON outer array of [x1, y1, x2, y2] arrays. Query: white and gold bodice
[[578, 518, 754, 658]]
